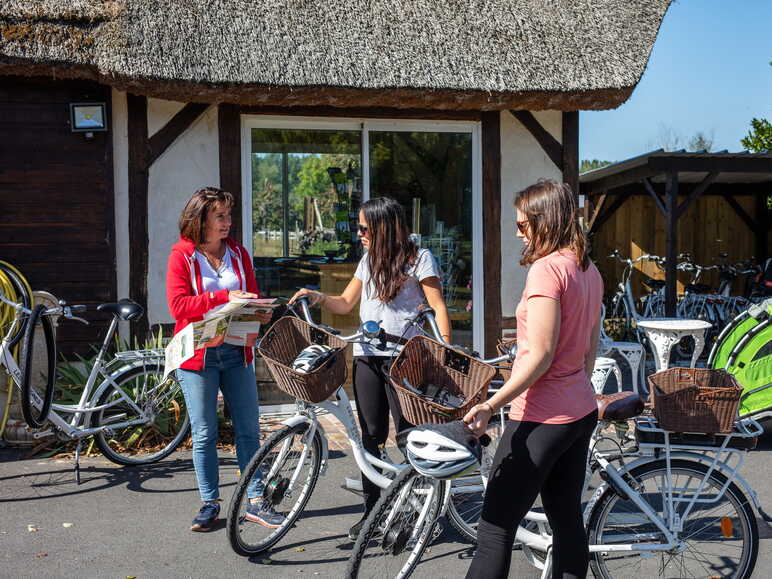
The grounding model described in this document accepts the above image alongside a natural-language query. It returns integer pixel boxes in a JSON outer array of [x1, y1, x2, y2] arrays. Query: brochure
[[163, 298, 279, 379]]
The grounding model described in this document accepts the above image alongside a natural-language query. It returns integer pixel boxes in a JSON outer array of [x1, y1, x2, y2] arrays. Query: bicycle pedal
[[343, 477, 364, 492]]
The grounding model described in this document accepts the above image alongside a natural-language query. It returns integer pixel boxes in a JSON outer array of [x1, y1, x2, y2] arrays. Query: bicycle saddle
[[97, 299, 145, 321], [595, 392, 644, 421], [642, 278, 665, 291]]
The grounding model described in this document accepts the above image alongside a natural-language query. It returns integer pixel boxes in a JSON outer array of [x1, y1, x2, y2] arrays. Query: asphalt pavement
[[1, 429, 771, 579]]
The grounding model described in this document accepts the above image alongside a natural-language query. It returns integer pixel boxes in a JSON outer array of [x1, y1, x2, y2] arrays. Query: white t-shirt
[[353, 248, 441, 356], [194, 246, 241, 315]]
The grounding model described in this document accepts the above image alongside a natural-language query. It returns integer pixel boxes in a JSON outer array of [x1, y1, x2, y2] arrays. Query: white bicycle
[[225, 296, 511, 556], [347, 389, 766, 578], [0, 293, 189, 482]]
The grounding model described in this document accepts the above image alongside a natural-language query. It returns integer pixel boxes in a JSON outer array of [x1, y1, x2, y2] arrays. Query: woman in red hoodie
[[167, 187, 283, 532]]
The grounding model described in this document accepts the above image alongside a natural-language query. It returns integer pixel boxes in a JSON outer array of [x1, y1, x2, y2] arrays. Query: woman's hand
[[228, 290, 259, 301], [463, 403, 493, 437], [289, 288, 325, 307]]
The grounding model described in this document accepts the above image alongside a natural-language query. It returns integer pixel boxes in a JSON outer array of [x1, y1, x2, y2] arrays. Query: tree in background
[[580, 159, 612, 173], [687, 131, 714, 152], [741, 118, 772, 153]]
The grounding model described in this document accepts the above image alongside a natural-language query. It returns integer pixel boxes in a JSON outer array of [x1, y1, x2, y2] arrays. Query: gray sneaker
[[245, 501, 285, 528]]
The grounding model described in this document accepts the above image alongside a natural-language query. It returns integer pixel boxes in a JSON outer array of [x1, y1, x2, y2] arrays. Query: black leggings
[[466, 410, 598, 579], [352, 356, 412, 510]]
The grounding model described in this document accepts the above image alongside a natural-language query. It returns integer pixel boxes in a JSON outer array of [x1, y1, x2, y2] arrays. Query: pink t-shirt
[[509, 250, 603, 424]]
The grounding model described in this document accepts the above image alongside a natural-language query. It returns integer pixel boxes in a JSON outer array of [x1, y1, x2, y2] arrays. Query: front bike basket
[[257, 316, 349, 403], [387, 335, 496, 425]]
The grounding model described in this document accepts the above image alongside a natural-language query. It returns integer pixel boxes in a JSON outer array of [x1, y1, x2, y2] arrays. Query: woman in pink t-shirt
[[464, 179, 603, 579]]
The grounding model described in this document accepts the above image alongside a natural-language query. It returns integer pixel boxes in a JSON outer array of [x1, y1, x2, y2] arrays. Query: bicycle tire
[[20, 304, 56, 428], [227, 422, 323, 556], [0, 261, 32, 348], [92, 363, 190, 465], [346, 466, 444, 579], [588, 458, 758, 579]]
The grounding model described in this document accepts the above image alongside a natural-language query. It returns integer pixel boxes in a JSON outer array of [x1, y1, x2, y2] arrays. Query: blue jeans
[[177, 344, 263, 502]]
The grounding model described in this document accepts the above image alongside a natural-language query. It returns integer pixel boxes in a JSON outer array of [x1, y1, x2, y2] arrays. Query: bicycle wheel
[[227, 422, 323, 556], [606, 294, 632, 342], [19, 304, 56, 428], [588, 459, 758, 579], [92, 363, 190, 465], [0, 261, 32, 348], [346, 466, 444, 579], [446, 427, 500, 542]]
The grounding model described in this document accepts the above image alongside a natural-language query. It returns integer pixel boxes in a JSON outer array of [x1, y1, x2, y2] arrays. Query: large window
[[244, 118, 481, 402]]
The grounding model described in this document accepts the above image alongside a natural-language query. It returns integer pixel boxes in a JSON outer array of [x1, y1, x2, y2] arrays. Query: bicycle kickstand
[[74, 440, 83, 485]]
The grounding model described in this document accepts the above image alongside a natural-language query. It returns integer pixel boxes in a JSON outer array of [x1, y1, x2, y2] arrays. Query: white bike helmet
[[291, 344, 334, 374], [404, 421, 482, 480]]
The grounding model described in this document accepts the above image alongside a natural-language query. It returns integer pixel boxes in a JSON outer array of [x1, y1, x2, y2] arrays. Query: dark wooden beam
[[147, 103, 209, 166], [648, 154, 772, 174], [587, 193, 607, 231], [642, 177, 667, 217], [481, 111, 502, 358], [240, 105, 481, 121], [664, 172, 679, 317], [721, 193, 758, 232], [584, 181, 771, 198], [218, 104, 243, 244], [676, 172, 720, 218], [127, 93, 149, 339], [510, 110, 562, 169], [561, 111, 579, 196], [589, 192, 632, 234]]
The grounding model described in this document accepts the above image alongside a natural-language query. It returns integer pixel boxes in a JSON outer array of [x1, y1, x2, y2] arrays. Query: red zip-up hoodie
[[166, 236, 261, 370]]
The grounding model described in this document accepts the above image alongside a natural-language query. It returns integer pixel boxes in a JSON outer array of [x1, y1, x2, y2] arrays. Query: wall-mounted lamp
[[69, 102, 107, 138]]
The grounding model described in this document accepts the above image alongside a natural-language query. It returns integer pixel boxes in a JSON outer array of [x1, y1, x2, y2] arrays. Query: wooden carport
[[581, 150, 771, 316]]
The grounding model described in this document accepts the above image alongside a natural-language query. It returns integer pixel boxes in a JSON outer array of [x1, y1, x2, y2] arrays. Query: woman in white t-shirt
[[290, 196, 451, 540]]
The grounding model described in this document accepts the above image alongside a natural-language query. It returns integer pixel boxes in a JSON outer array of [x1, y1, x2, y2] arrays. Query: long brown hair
[[515, 179, 590, 270], [178, 187, 234, 245], [361, 197, 418, 303]]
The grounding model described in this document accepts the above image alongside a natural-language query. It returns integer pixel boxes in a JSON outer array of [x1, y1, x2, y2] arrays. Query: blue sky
[[580, 0, 772, 162]]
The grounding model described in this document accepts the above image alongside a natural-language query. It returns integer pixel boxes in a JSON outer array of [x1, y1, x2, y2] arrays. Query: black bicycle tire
[[0, 261, 32, 348], [588, 458, 759, 579], [20, 304, 56, 428], [92, 363, 191, 466], [226, 422, 323, 557], [346, 466, 444, 579]]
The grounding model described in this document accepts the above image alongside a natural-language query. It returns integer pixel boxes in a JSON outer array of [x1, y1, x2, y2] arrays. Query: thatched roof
[[0, 0, 671, 110]]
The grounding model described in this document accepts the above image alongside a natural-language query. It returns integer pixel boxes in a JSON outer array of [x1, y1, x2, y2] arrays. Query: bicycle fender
[[610, 452, 762, 512], [281, 414, 329, 477]]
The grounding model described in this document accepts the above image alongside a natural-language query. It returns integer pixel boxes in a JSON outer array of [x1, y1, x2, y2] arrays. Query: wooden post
[[562, 112, 579, 197], [664, 172, 679, 317], [756, 193, 769, 263], [127, 93, 149, 340], [218, 104, 243, 243], [481, 111, 502, 358]]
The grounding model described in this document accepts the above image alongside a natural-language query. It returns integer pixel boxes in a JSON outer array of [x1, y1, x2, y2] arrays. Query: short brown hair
[[514, 179, 590, 270], [178, 187, 234, 245]]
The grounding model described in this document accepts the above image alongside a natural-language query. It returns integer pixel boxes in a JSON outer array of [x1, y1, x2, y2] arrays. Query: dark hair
[[361, 197, 418, 303], [178, 187, 234, 245], [514, 179, 590, 270]]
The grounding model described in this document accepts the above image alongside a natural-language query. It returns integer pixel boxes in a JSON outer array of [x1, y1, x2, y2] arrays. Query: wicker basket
[[647, 367, 742, 434], [387, 336, 497, 425], [257, 316, 350, 403]]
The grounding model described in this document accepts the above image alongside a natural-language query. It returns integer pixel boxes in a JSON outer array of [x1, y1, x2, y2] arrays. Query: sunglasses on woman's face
[[357, 224, 369, 234], [516, 220, 529, 234]]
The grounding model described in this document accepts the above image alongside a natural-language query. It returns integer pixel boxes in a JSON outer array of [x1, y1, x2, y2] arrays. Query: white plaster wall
[[111, 89, 130, 339], [147, 99, 219, 325], [499, 110, 563, 318]]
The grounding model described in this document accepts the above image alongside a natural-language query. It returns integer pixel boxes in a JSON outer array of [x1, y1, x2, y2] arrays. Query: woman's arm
[[420, 276, 451, 343], [585, 318, 601, 380], [166, 251, 229, 320], [289, 277, 363, 316], [464, 296, 561, 435]]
